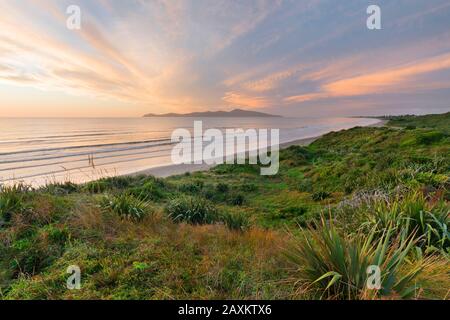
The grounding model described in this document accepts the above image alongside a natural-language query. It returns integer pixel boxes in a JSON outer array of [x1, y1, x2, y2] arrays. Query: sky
[[0, 0, 450, 117]]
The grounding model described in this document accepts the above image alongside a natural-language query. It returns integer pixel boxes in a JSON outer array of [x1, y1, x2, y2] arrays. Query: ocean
[[0, 117, 380, 187]]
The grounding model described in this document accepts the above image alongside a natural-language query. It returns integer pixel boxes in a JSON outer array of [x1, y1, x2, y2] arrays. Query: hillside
[[143, 108, 281, 117], [0, 113, 448, 300], [384, 112, 450, 133]]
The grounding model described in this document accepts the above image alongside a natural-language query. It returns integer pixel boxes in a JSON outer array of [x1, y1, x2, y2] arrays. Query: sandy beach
[[0, 117, 385, 187]]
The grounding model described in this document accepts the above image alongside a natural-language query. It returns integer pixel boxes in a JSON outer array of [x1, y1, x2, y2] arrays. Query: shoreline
[[1, 118, 387, 186], [131, 119, 387, 178]]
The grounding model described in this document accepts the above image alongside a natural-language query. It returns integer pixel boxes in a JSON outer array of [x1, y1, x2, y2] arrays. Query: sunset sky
[[0, 0, 450, 117]]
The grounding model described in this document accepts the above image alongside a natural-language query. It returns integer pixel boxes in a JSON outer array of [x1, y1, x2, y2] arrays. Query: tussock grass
[[221, 211, 250, 232], [100, 194, 151, 222], [165, 196, 218, 225], [285, 218, 424, 299], [0, 185, 30, 223]]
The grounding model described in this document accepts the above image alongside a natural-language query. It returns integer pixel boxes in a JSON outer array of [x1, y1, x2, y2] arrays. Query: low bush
[[416, 131, 445, 145], [240, 183, 258, 192], [221, 211, 250, 231], [101, 176, 135, 189], [0, 185, 28, 223], [129, 181, 166, 201], [41, 182, 78, 195], [365, 192, 449, 252], [285, 218, 423, 299], [83, 180, 109, 193], [179, 180, 204, 194], [165, 196, 218, 225], [312, 191, 331, 201], [100, 194, 150, 221], [228, 193, 245, 206], [216, 183, 230, 193]]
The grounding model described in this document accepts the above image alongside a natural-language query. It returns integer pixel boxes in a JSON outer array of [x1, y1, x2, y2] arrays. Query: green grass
[[0, 112, 448, 300]]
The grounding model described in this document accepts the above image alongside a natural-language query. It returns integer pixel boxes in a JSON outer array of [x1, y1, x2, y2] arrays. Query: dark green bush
[[312, 191, 331, 201], [129, 181, 166, 201], [279, 206, 307, 219], [42, 182, 78, 195], [216, 183, 230, 193], [101, 176, 134, 189], [298, 179, 313, 193], [101, 194, 150, 221], [165, 196, 218, 225], [83, 180, 108, 193], [0, 185, 28, 223], [228, 193, 245, 206], [179, 180, 204, 194], [240, 183, 258, 192], [281, 146, 314, 166], [416, 131, 445, 145], [221, 211, 250, 231]]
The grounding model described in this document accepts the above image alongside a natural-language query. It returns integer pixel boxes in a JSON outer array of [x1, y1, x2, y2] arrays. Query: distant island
[[143, 108, 282, 118]]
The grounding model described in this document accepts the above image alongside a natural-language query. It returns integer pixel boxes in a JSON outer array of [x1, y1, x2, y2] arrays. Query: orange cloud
[[285, 53, 450, 104], [222, 91, 270, 108], [284, 93, 327, 103], [324, 53, 450, 96]]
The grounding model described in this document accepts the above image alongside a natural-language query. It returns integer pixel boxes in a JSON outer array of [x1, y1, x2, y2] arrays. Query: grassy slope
[[0, 113, 448, 299]]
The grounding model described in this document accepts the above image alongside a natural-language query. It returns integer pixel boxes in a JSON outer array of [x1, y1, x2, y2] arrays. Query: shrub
[[298, 179, 313, 193], [416, 131, 445, 145], [228, 193, 245, 206], [213, 163, 259, 175], [129, 181, 165, 201], [285, 218, 423, 299], [179, 180, 204, 194], [41, 182, 78, 195], [100, 194, 150, 221], [42, 225, 70, 245], [216, 183, 230, 193], [312, 191, 331, 201], [279, 206, 307, 219], [240, 183, 258, 192], [0, 185, 28, 223], [101, 176, 134, 189], [221, 211, 250, 231], [83, 180, 108, 193], [280, 146, 313, 166], [165, 196, 218, 225], [365, 192, 450, 252]]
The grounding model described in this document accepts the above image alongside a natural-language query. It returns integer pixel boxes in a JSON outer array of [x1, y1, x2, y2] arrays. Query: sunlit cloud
[[0, 0, 449, 117], [222, 92, 271, 108], [285, 52, 450, 103]]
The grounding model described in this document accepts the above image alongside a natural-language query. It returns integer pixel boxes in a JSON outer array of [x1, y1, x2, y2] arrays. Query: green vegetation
[[384, 112, 450, 133], [100, 194, 151, 221], [0, 113, 448, 300], [165, 196, 218, 225]]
